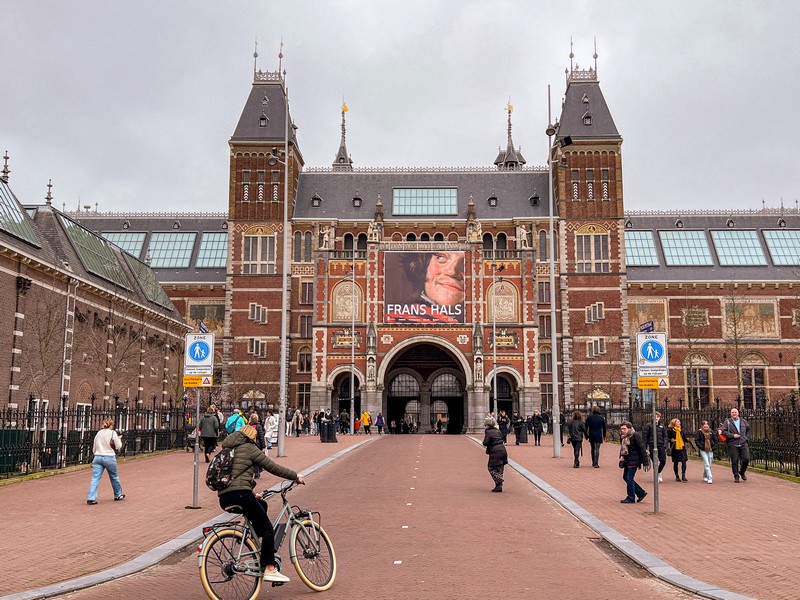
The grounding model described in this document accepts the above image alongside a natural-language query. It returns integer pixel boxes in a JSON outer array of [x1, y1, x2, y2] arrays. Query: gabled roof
[[230, 71, 300, 152]]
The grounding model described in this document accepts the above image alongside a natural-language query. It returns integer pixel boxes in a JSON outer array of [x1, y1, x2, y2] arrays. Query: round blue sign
[[188, 340, 211, 362], [639, 340, 664, 363]]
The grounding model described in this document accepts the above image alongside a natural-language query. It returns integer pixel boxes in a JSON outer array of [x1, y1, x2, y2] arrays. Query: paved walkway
[[0, 433, 368, 598], [0, 433, 794, 600], [504, 436, 798, 600]]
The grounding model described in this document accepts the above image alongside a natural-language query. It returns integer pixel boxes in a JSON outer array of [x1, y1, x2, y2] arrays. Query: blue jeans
[[622, 466, 645, 501], [88, 455, 123, 501], [699, 449, 714, 480]]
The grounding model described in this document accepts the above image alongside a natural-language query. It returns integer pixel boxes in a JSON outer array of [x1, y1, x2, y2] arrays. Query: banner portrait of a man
[[384, 251, 466, 324]]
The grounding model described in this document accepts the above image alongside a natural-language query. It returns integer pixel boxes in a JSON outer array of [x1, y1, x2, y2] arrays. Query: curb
[[1, 437, 378, 600], [467, 436, 754, 600]]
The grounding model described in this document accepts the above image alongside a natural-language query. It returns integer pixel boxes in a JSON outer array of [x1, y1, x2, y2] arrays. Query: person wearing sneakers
[[694, 420, 718, 484], [199, 407, 220, 463], [86, 418, 125, 504], [721, 407, 751, 482], [218, 424, 305, 583], [618, 421, 650, 504]]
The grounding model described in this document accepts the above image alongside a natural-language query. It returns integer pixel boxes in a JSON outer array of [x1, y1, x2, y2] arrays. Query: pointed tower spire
[[278, 38, 284, 73], [332, 101, 354, 171], [253, 37, 259, 75], [45, 179, 53, 206], [374, 193, 384, 223], [1, 151, 9, 182], [493, 101, 526, 170]]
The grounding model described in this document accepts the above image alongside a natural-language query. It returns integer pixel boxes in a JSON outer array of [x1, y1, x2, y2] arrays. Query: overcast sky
[[3, 1, 799, 215]]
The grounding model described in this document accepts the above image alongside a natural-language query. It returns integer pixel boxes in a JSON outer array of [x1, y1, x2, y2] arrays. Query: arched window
[[344, 233, 354, 252], [539, 230, 548, 260], [406, 233, 417, 241], [420, 233, 430, 241], [482, 233, 494, 251], [294, 231, 302, 262], [297, 347, 312, 373], [431, 373, 463, 396], [304, 232, 312, 262], [389, 373, 419, 396], [496, 233, 507, 250], [434, 232, 445, 241], [356, 233, 368, 258]]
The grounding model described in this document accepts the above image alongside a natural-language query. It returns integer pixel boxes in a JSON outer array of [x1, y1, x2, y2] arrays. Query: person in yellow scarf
[[668, 418, 689, 482]]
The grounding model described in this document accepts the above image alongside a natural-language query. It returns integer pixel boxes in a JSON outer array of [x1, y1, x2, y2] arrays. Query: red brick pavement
[[0, 433, 366, 596], [506, 437, 799, 600], [56, 435, 693, 600]]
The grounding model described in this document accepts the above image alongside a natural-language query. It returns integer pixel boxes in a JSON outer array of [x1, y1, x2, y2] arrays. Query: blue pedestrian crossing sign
[[184, 333, 214, 375], [636, 332, 668, 369]]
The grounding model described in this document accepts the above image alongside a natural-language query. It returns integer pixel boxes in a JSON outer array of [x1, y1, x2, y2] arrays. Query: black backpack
[[205, 448, 236, 491]]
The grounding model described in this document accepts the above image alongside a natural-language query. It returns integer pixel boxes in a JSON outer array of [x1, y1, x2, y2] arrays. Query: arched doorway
[[490, 374, 514, 417], [383, 342, 467, 433], [336, 374, 360, 418], [386, 373, 419, 433], [431, 373, 465, 434]]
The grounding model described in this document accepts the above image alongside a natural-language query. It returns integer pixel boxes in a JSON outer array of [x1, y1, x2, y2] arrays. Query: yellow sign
[[637, 377, 659, 389], [184, 375, 214, 388], [637, 377, 669, 390]]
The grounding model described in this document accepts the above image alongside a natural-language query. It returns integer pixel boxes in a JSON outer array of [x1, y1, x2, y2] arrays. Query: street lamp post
[[546, 85, 562, 459], [349, 249, 356, 436], [266, 70, 290, 458]]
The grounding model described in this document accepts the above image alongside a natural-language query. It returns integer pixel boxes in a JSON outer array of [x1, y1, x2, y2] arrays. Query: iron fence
[[0, 405, 189, 477]]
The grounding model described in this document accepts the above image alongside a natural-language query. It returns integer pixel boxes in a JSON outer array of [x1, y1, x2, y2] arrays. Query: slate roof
[[0, 180, 183, 321], [294, 169, 550, 222], [624, 210, 800, 282], [557, 70, 621, 143], [230, 71, 300, 153]]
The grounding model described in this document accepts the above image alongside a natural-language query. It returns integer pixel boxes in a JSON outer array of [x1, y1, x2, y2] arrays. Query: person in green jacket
[[218, 424, 305, 583]]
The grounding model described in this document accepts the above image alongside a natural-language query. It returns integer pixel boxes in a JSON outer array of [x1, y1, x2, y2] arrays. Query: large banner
[[384, 251, 466, 324]]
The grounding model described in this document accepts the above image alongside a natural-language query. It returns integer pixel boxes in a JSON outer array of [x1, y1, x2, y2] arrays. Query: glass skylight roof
[[658, 230, 714, 266], [123, 254, 174, 309], [58, 215, 130, 289], [0, 181, 40, 247], [763, 230, 800, 265], [103, 232, 146, 257], [710, 230, 767, 266], [196, 232, 228, 268], [146, 232, 196, 268], [624, 230, 660, 266], [392, 188, 457, 216]]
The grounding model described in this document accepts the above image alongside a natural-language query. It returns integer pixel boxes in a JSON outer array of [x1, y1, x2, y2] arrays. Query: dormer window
[[487, 194, 498, 208], [259, 113, 268, 127], [353, 195, 362, 208], [582, 111, 592, 126], [311, 193, 322, 208], [530, 193, 540, 207]]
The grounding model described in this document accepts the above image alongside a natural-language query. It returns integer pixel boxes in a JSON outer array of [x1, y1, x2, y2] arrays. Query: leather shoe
[[637, 491, 648, 503], [87, 500, 97, 505], [734, 476, 740, 483], [620, 498, 635, 503], [740, 473, 747, 481]]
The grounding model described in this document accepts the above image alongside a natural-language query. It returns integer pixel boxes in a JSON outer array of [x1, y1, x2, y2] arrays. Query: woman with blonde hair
[[668, 417, 689, 482], [86, 418, 124, 504]]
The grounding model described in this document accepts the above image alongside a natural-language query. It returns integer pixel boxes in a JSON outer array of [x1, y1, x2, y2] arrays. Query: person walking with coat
[[531, 411, 544, 446], [584, 406, 607, 468], [497, 410, 511, 443], [721, 407, 751, 482], [695, 420, 718, 484], [568, 411, 588, 468], [511, 411, 525, 445], [618, 421, 650, 503], [375, 413, 386, 435], [482, 417, 508, 492], [217, 425, 304, 583], [199, 407, 220, 463], [668, 418, 689, 482], [643, 411, 668, 482]]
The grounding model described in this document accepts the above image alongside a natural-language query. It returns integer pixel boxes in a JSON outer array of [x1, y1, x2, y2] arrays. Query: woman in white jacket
[[86, 418, 125, 504], [264, 410, 278, 450]]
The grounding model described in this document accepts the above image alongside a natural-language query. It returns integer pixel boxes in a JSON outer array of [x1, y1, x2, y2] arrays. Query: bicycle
[[198, 480, 336, 600]]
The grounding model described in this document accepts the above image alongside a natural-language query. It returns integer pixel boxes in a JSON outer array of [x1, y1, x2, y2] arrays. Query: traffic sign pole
[[184, 333, 215, 511]]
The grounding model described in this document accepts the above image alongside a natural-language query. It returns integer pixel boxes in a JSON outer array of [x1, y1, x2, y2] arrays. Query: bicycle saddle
[[224, 504, 245, 514]]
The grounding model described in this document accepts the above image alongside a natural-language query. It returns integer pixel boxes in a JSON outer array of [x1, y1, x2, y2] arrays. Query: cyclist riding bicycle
[[218, 424, 305, 583]]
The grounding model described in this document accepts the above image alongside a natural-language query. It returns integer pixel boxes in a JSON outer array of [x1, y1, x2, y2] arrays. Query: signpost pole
[[184, 333, 214, 510], [190, 387, 201, 509], [637, 327, 668, 515]]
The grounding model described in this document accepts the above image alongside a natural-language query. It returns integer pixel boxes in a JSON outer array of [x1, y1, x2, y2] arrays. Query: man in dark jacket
[[619, 421, 650, 504], [642, 411, 668, 482], [199, 407, 220, 463], [218, 425, 304, 583], [511, 411, 525, 445], [721, 407, 752, 482], [584, 406, 607, 468]]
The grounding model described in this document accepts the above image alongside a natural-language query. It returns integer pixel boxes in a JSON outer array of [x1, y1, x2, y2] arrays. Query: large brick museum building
[[73, 60, 800, 433]]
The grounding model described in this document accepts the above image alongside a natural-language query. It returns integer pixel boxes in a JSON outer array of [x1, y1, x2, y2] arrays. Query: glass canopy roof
[[103, 232, 146, 258], [58, 215, 130, 289], [0, 181, 40, 247]]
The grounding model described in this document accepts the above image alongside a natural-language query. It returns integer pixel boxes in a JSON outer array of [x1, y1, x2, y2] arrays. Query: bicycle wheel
[[198, 528, 262, 600], [290, 520, 337, 591]]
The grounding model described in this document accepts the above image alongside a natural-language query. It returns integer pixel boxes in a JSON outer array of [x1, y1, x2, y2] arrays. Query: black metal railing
[[0, 405, 189, 477]]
